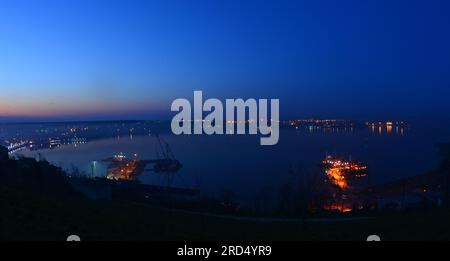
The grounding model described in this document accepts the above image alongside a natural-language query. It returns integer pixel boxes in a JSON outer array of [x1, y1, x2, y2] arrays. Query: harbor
[[322, 155, 368, 190]]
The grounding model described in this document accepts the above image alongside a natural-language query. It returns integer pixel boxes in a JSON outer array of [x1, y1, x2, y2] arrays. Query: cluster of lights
[[6, 140, 29, 154], [322, 203, 352, 213], [107, 156, 139, 181], [366, 121, 405, 126], [323, 156, 368, 190]]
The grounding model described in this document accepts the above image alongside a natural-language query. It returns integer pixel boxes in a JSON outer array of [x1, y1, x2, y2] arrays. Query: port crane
[[153, 134, 182, 173]]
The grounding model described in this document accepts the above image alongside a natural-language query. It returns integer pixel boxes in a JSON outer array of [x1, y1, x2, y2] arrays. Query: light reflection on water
[[18, 121, 449, 206]]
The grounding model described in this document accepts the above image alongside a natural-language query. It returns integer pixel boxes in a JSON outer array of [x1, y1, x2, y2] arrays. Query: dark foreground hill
[[1, 145, 450, 240], [2, 184, 450, 240]]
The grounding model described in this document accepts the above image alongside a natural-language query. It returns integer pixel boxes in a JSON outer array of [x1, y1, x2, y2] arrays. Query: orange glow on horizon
[[0, 98, 163, 118]]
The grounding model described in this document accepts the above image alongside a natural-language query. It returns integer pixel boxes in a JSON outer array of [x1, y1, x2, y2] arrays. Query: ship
[[103, 153, 144, 181], [103, 136, 182, 181], [321, 155, 368, 189]]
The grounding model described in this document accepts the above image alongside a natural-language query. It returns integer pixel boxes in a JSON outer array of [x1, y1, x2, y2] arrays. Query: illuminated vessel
[[321, 155, 368, 189]]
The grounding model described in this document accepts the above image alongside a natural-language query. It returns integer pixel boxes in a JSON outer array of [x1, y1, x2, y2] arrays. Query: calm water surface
[[19, 120, 450, 205]]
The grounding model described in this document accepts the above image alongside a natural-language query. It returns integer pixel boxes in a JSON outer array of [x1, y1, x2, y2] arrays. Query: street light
[[91, 161, 97, 178]]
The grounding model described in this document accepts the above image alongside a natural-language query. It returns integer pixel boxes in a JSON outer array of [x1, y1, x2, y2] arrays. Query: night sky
[[1, 0, 449, 121]]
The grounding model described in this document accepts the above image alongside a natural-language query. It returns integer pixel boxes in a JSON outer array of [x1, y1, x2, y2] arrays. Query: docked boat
[[321, 155, 368, 189]]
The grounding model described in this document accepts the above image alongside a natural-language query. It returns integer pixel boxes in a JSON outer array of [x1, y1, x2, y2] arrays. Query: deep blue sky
[[0, 0, 449, 121]]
